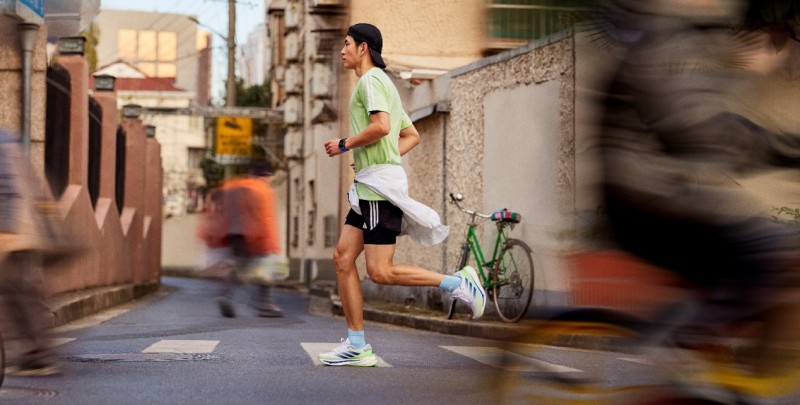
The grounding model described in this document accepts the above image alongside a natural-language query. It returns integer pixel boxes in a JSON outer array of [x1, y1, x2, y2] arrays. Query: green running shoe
[[452, 265, 486, 320], [319, 338, 378, 367]]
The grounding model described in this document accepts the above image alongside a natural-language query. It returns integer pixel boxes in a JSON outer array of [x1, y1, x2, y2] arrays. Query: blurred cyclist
[[597, 0, 800, 382]]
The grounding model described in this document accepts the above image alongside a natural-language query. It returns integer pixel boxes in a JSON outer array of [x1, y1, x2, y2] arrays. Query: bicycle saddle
[[491, 209, 521, 223]]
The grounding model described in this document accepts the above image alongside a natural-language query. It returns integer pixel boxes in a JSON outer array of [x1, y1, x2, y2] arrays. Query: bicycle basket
[[491, 208, 521, 223]]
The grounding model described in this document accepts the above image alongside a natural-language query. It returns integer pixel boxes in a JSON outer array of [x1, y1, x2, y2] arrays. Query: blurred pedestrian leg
[[0, 251, 60, 376], [0, 129, 64, 376]]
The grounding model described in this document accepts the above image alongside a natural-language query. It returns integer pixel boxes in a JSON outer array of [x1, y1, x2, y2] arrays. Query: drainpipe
[[18, 23, 39, 159]]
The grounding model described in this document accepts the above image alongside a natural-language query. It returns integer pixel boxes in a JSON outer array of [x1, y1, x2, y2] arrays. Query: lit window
[[157, 63, 177, 78], [158, 32, 177, 61], [137, 63, 156, 77], [139, 30, 157, 61], [118, 29, 137, 59]]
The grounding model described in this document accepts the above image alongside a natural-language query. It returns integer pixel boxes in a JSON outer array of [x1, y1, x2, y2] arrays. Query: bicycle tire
[[493, 238, 534, 322], [447, 243, 472, 320]]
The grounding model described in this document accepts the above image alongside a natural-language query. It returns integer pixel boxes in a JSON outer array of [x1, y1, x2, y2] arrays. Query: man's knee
[[333, 247, 356, 272], [366, 262, 392, 284]]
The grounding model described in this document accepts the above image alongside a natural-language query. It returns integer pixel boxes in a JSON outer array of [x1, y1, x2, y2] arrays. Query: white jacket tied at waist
[[349, 164, 449, 246]]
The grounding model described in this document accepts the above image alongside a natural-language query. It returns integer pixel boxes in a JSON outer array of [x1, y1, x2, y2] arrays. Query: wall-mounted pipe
[[18, 23, 39, 159]]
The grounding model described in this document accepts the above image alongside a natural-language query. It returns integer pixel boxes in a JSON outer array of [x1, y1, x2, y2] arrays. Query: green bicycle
[[446, 193, 534, 322]]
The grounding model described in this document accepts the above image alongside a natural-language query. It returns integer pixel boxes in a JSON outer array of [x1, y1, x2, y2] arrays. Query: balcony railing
[[487, 0, 594, 50]]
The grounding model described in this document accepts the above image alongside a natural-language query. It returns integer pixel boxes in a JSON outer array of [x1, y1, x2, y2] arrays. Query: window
[[117, 29, 179, 78], [157, 63, 177, 78], [187, 147, 206, 169], [324, 215, 337, 248], [158, 32, 177, 61], [137, 62, 156, 77], [292, 215, 299, 248], [138, 30, 157, 61], [307, 180, 316, 246], [118, 29, 137, 59]]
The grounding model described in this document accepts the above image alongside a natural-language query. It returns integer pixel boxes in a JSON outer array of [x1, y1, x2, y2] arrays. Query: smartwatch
[[338, 138, 349, 153]]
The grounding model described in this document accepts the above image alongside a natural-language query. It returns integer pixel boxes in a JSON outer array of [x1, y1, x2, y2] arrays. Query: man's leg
[[362, 244, 484, 319], [319, 225, 378, 366], [363, 244, 444, 286], [333, 225, 365, 332]]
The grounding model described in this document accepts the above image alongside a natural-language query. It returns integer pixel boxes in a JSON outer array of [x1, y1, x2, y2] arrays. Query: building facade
[[267, 0, 503, 287], [94, 9, 212, 216], [238, 22, 271, 87]]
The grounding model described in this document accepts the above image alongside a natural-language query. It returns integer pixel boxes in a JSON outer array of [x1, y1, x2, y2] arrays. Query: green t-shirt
[[349, 67, 412, 201]]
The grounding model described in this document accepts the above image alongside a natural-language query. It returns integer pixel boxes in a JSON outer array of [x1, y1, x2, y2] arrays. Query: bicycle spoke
[[493, 240, 534, 322]]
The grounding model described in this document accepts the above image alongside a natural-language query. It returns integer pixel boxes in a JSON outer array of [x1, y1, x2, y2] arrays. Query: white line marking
[[143, 340, 220, 354], [51, 338, 77, 347], [618, 356, 653, 365], [301, 343, 391, 367], [440, 346, 582, 372]]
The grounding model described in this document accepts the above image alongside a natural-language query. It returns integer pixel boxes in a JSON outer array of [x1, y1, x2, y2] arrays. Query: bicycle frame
[[457, 203, 511, 290]]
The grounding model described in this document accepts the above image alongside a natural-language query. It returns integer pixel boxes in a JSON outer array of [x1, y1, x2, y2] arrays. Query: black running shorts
[[344, 199, 403, 245]]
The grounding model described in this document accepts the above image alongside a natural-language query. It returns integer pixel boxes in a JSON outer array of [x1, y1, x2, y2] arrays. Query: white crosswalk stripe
[[300, 343, 391, 367], [53, 337, 579, 372], [51, 337, 77, 347], [143, 340, 220, 353], [440, 346, 581, 372]]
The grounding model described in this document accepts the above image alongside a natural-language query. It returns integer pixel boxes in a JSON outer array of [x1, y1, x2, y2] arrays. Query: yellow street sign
[[215, 116, 252, 159]]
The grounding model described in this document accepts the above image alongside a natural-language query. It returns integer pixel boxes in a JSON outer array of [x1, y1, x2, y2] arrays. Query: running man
[[319, 23, 485, 367]]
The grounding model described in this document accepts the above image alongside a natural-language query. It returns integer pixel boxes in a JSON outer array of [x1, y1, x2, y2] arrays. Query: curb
[[47, 282, 161, 327], [309, 283, 537, 342]]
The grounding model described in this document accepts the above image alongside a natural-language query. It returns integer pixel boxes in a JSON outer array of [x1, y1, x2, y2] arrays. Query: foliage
[[200, 157, 225, 189], [234, 77, 271, 108], [772, 206, 800, 227], [80, 22, 100, 73]]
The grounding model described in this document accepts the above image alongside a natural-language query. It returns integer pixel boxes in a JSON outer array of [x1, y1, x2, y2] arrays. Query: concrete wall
[[443, 33, 576, 309], [349, 0, 486, 68]]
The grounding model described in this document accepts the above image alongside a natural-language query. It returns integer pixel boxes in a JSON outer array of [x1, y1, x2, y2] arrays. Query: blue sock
[[348, 329, 366, 348], [439, 275, 461, 293]]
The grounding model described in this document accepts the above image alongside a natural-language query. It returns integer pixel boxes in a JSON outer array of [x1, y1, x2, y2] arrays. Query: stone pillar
[[93, 90, 126, 286], [144, 137, 163, 283], [57, 54, 89, 188], [120, 118, 147, 284]]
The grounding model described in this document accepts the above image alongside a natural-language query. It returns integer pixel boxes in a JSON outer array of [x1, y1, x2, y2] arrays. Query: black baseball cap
[[347, 23, 386, 69]]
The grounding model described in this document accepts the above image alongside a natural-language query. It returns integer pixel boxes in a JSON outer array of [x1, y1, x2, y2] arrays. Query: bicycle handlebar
[[449, 192, 492, 219]]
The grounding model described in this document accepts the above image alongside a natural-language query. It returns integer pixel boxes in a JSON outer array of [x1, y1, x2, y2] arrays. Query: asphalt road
[[1, 277, 797, 404]]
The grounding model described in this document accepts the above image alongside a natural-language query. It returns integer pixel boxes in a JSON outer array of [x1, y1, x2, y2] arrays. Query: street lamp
[[188, 15, 236, 107]]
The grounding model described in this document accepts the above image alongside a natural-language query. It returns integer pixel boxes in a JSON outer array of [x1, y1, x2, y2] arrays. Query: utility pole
[[226, 0, 237, 107]]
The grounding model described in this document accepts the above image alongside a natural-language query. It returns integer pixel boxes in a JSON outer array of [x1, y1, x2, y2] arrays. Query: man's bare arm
[[324, 112, 390, 157], [398, 124, 420, 156]]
